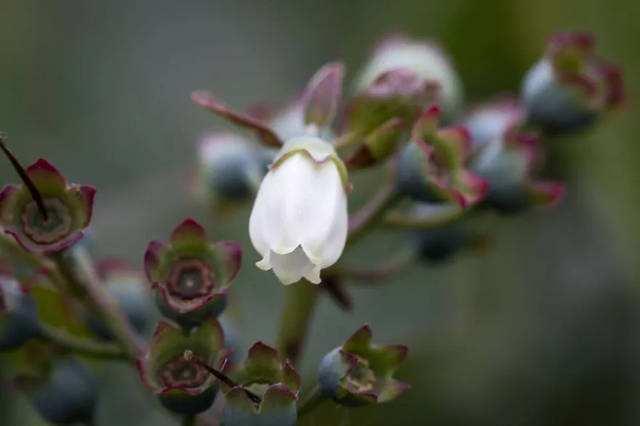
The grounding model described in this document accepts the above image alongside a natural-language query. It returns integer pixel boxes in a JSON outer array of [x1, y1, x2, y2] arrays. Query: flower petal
[[279, 155, 345, 258], [269, 247, 319, 285], [300, 174, 348, 269]]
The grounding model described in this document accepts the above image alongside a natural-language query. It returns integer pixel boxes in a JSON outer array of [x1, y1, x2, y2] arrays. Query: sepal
[[521, 31, 624, 134], [345, 68, 431, 138], [144, 219, 242, 326], [317, 325, 409, 406], [139, 320, 225, 415], [191, 91, 283, 148], [221, 342, 300, 426], [398, 107, 487, 208], [346, 117, 407, 168], [355, 35, 464, 119], [0, 159, 95, 254], [302, 62, 344, 130]]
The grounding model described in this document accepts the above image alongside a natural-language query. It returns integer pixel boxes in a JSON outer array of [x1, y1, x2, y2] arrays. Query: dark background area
[[1, 0, 639, 424]]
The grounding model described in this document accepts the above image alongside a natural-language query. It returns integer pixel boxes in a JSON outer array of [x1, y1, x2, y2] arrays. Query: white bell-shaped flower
[[249, 135, 349, 285]]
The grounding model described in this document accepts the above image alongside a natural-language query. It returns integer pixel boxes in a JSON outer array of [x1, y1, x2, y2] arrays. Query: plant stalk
[[347, 168, 401, 244], [52, 246, 144, 360], [182, 415, 196, 426], [276, 282, 319, 365], [297, 385, 326, 418], [38, 323, 127, 360]]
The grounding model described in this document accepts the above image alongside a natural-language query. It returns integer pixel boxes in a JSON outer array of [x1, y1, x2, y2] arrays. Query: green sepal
[[147, 319, 224, 386]]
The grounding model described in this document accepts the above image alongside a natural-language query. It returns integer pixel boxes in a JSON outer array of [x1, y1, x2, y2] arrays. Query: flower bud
[[521, 32, 624, 134], [464, 97, 525, 152], [397, 106, 487, 208], [31, 358, 97, 425], [86, 260, 153, 340], [0, 159, 95, 253], [138, 320, 225, 415], [355, 35, 464, 120], [345, 68, 428, 140], [222, 342, 300, 426], [318, 325, 409, 406], [196, 132, 273, 210], [346, 117, 409, 169], [473, 132, 565, 213], [465, 100, 565, 213], [0, 272, 40, 350], [145, 219, 242, 327], [249, 136, 349, 285]]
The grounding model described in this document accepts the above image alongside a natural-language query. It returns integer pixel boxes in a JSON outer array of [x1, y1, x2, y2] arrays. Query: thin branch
[[182, 415, 196, 426], [0, 234, 68, 292], [38, 323, 127, 360], [347, 164, 401, 243], [276, 281, 319, 366], [52, 247, 144, 360], [329, 248, 417, 286], [297, 385, 325, 418]]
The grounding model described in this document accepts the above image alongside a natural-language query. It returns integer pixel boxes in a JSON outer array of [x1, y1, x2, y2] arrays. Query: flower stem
[[38, 323, 127, 360], [182, 415, 196, 426], [0, 234, 67, 291], [330, 247, 417, 286], [297, 385, 326, 418], [276, 282, 319, 365], [347, 168, 401, 244], [52, 246, 144, 360]]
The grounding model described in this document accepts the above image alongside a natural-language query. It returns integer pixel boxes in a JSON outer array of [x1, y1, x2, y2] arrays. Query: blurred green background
[[1, 0, 639, 424]]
